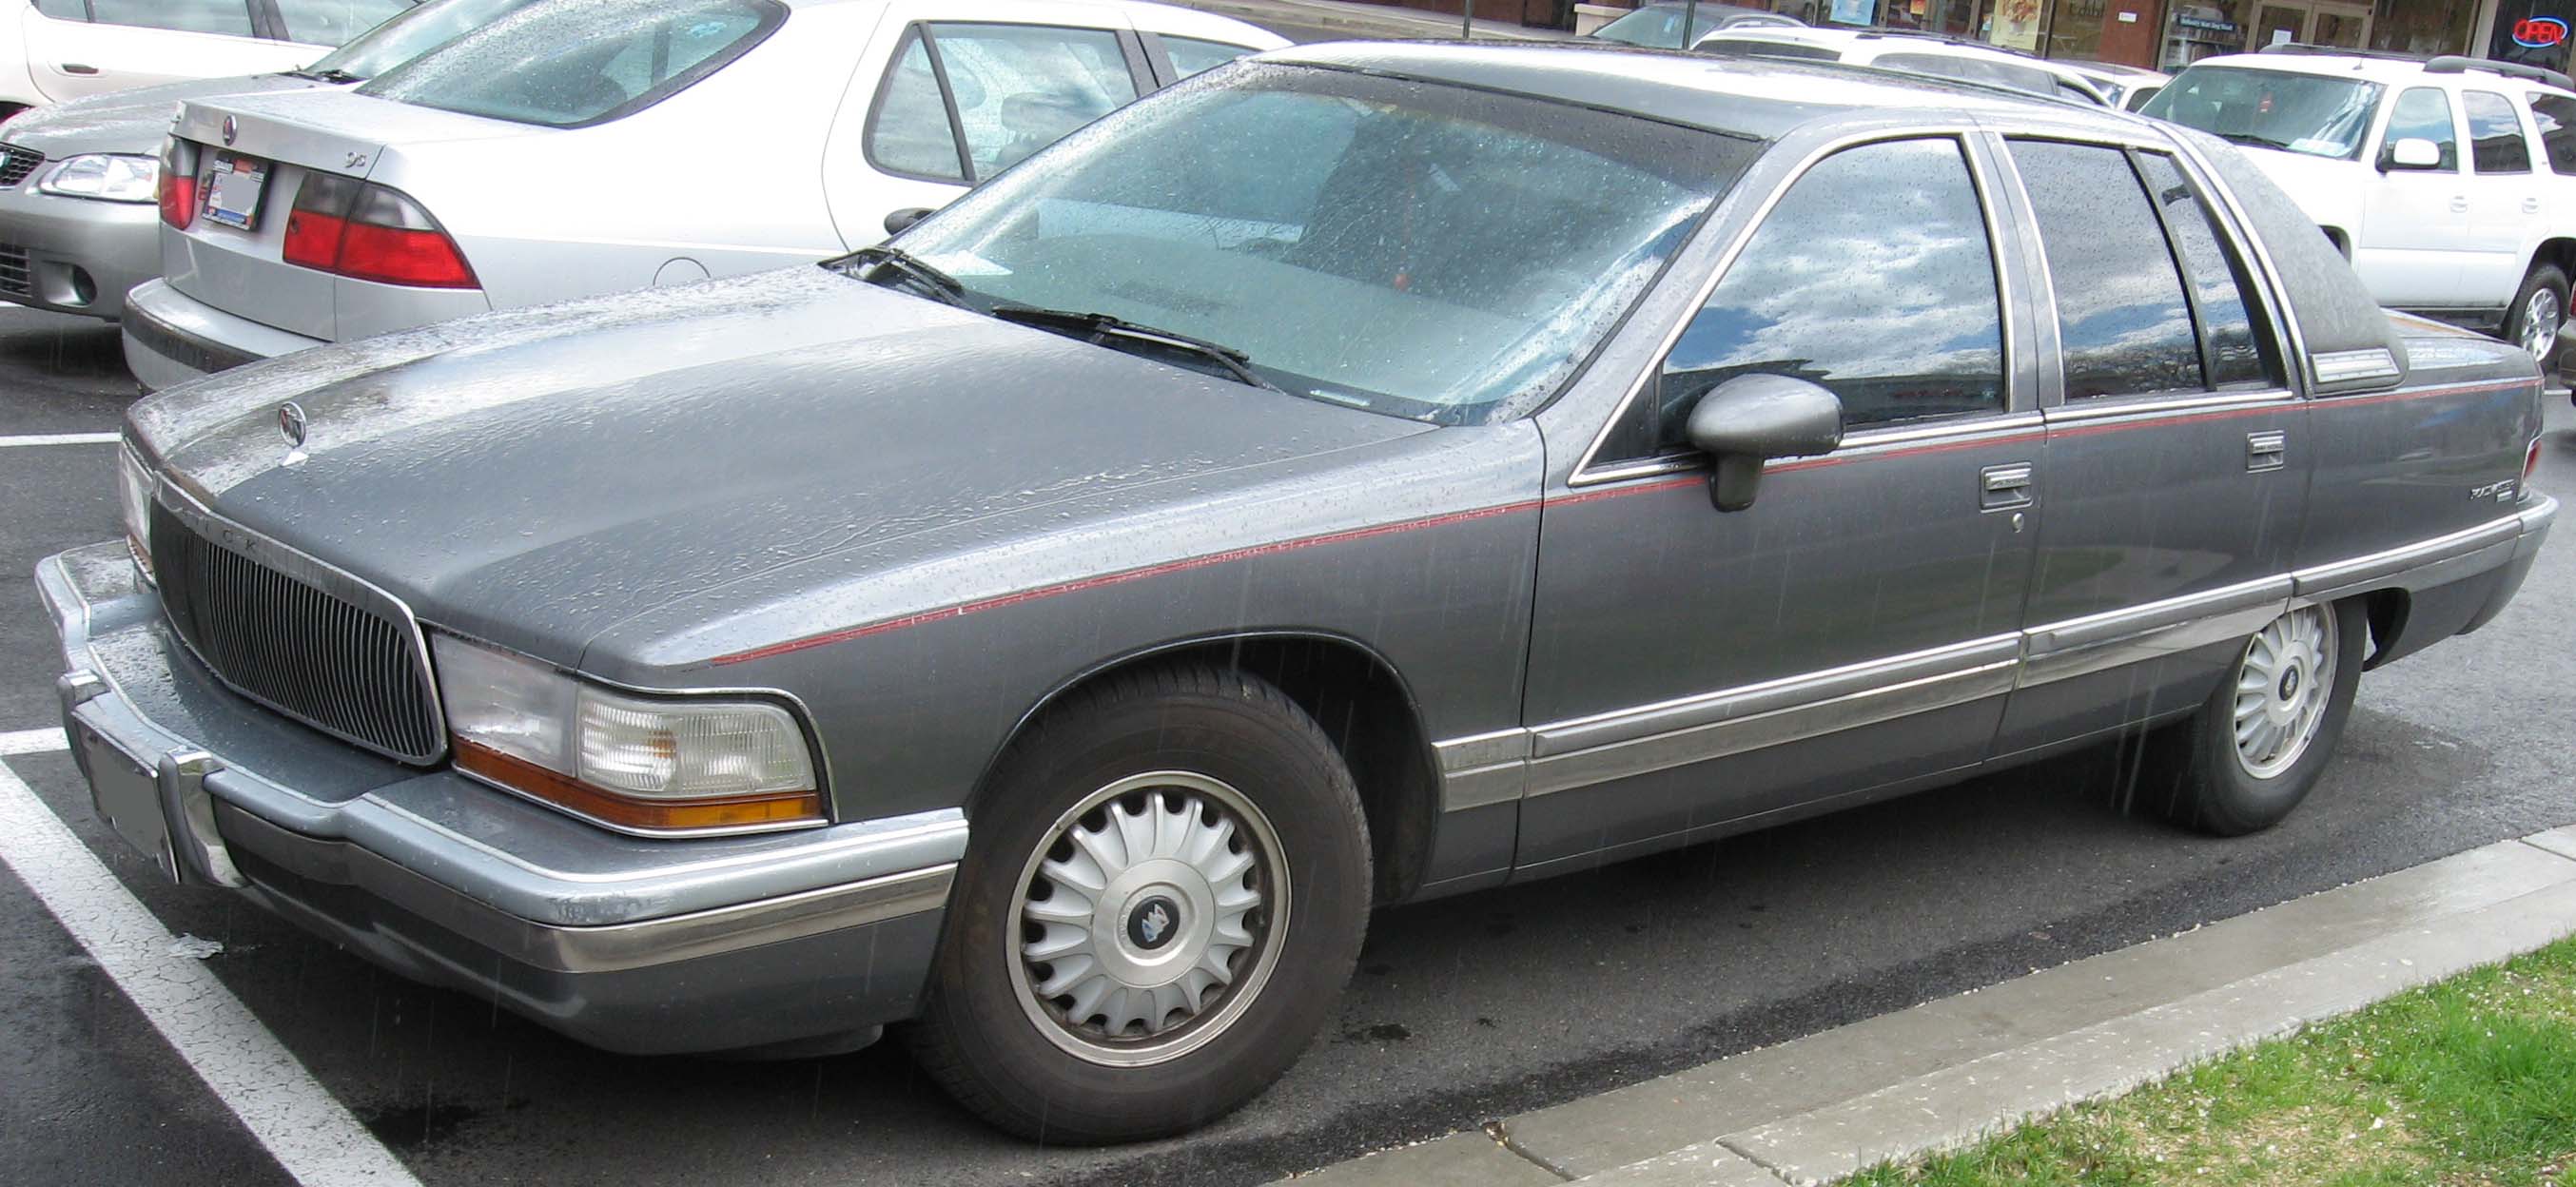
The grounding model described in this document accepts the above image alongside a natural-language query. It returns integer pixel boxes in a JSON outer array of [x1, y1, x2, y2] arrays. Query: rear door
[[2457, 88, 2545, 311], [1992, 137, 2305, 755], [22, 0, 306, 103]]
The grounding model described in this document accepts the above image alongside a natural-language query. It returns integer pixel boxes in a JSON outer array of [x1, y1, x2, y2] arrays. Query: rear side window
[[2531, 92, 2576, 172], [30, 0, 87, 19], [2011, 140, 2202, 399], [2462, 91, 2532, 174], [1697, 38, 1843, 62], [1655, 137, 2005, 440], [866, 23, 1141, 185], [2382, 87, 2459, 170], [274, 0, 413, 47], [361, 0, 783, 128], [1165, 36, 1257, 79], [89, 0, 255, 36], [2134, 153, 2282, 390]]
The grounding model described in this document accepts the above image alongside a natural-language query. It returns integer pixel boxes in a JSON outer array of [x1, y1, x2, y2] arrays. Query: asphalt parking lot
[[4, 294, 2574, 1187]]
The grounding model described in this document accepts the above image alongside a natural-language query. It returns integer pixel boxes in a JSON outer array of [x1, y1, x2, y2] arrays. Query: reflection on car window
[[895, 65, 1750, 425], [2462, 91, 2532, 174], [2383, 87, 2460, 170], [2141, 67, 2381, 160], [1165, 37, 1256, 80], [2530, 93, 2576, 173], [868, 28, 967, 182], [1697, 38, 1843, 62], [1656, 137, 2004, 442], [2135, 152, 2281, 390], [1874, 52, 2059, 98], [927, 25, 1138, 177], [89, 0, 255, 36], [361, 0, 780, 128], [311, 0, 537, 80], [2011, 140, 2202, 399], [275, 0, 413, 47]]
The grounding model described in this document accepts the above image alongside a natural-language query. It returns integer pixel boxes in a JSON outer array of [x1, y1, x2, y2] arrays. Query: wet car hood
[[132, 268, 1433, 668], [4, 74, 323, 156]]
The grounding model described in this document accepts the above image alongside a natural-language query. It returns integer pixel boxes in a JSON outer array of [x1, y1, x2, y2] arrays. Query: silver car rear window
[[360, 0, 785, 128]]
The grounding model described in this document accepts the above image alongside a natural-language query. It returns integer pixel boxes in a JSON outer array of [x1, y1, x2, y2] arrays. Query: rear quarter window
[[360, 0, 785, 128]]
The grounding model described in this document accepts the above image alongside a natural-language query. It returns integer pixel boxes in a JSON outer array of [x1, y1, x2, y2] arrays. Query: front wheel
[[2506, 263, 2567, 370], [2143, 599, 2366, 836], [910, 665, 1371, 1142]]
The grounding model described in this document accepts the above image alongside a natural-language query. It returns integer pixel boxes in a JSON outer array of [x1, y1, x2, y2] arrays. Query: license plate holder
[[75, 722, 183, 883], [203, 152, 269, 232]]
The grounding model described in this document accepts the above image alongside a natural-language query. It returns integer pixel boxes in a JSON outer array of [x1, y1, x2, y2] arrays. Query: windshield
[[307, 0, 540, 80], [881, 65, 1754, 425], [2140, 66, 2385, 160], [360, 0, 784, 128]]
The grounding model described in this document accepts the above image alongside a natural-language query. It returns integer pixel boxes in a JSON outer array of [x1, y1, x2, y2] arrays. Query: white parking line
[[0, 432, 119, 448], [0, 756, 423, 1187], [0, 727, 67, 755]]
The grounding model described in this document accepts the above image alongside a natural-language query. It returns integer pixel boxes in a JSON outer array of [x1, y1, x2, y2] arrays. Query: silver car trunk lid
[[162, 89, 530, 341]]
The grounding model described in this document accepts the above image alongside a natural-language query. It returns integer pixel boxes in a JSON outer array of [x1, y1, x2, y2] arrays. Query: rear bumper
[[0, 185, 156, 321], [39, 541, 963, 1054], [120, 277, 320, 391]]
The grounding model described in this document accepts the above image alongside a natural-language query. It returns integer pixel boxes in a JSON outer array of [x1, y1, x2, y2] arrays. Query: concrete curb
[[1285, 827, 2576, 1186]]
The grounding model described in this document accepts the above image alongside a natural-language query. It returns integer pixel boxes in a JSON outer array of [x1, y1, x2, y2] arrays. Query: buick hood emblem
[[222, 115, 238, 146], [277, 401, 306, 448]]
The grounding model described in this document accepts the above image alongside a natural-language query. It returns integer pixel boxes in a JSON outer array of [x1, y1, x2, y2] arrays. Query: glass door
[[2251, 3, 2305, 49], [2306, 4, 2372, 47]]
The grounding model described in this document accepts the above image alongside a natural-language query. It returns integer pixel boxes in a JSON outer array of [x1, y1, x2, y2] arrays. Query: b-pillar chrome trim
[[1432, 500, 2556, 812]]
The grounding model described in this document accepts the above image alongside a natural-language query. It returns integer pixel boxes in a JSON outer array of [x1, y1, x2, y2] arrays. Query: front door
[[1992, 139, 2309, 754], [2361, 86, 2476, 306], [1515, 135, 2042, 876]]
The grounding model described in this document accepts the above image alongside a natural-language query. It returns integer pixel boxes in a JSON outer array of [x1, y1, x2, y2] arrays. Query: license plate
[[75, 722, 181, 883], [202, 153, 269, 232]]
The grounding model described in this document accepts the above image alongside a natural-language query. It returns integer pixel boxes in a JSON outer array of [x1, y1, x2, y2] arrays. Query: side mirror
[[883, 206, 932, 236], [1684, 374, 1844, 512], [2381, 137, 2442, 171]]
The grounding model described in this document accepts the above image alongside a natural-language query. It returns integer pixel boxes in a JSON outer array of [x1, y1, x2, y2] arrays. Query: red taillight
[[2527, 437, 2543, 482], [279, 174, 477, 289], [156, 137, 197, 229]]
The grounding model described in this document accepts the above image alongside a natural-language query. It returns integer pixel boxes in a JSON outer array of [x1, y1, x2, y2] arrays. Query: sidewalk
[[1284, 826, 2576, 1186], [1171, 0, 1573, 41]]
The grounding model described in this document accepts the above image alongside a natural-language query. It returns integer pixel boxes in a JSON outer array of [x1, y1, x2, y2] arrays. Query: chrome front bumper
[[40, 540, 964, 1054]]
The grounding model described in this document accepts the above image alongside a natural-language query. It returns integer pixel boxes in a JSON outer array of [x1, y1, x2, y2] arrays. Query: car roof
[[2183, 50, 2576, 96], [1259, 39, 2139, 140]]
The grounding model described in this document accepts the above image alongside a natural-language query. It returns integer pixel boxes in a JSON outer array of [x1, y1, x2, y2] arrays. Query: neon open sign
[[2514, 16, 2568, 48]]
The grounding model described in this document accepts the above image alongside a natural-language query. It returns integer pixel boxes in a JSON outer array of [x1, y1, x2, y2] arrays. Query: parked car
[[46, 43, 2552, 1143], [1588, 1, 1801, 48], [2068, 59, 2168, 110], [1694, 26, 2111, 104], [0, 0, 417, 118], [2142, 48, 2576, 365], [0, 0, 529, 323], [118, 0, 1285, 391]]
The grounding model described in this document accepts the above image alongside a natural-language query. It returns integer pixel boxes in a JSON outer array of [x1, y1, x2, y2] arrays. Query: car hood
[[131, 268, 1434, 668], [4, 74, 324, 156]]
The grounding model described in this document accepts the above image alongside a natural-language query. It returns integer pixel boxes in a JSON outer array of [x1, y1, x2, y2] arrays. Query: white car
[[2142, 49, 2576, 364], [1691, 26, 2111, 106], [123, 0, 1285, 390], [2068, 61, 2168, 111], [0, 0, 417, 117]]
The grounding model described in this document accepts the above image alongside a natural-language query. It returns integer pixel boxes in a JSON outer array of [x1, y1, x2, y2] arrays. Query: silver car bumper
[[39, 540, 964, 1055], [0, 185, 157, 321], [120, 277, 322, 391]]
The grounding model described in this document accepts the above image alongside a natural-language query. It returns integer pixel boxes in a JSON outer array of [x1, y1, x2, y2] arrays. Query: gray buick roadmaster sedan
[[41, 43, 2556, 1141]]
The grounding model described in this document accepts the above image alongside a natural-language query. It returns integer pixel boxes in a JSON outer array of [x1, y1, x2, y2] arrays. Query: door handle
[[1979, 462, 2034, 510], [2248, 430, 2287, 472], [2449, 195, 2470, 213], [2526, 197, 2544, 214], [59, 63, 97, 75]]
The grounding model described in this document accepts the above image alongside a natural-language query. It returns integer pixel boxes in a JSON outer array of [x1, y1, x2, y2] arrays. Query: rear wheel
[[2506, 263, 2567, 369], [910, 665, 1371, 1142], [2144, 599, 2366, 836]]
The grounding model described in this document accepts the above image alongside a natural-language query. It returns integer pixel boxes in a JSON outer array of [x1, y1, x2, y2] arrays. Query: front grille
[[0, 144, 43, 187], [0, 243, 28, 298], [148, 499, 445, 764]]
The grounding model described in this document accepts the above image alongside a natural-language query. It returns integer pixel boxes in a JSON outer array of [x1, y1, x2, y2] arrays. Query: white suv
[[2144, 48, 2576, 364]]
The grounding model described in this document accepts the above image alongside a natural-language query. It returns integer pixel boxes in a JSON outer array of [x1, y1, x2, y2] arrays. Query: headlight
[[117, 443, 155, 578], [430, 632, 823, 834], [39, 154, 159, 203]]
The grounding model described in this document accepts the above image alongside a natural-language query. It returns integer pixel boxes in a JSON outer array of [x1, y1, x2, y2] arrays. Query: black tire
[[910, 665, 1371, 1143], [2142, 598, 2367, 836], [2505, 263, 2568, 370]]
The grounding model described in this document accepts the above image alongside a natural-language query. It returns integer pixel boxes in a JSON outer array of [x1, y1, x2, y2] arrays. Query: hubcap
[[1007, 771, 1287, 1067], [2233, 601, 2337, 779], [2522, 287, 2563, 360]]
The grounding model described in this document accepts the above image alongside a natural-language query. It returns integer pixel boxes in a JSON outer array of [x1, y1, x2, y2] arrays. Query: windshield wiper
[[2214, 131, 2296, 150], [286, 67, 363, 83], [988, 305, 1278, 391], [830, 244, 969, 307]]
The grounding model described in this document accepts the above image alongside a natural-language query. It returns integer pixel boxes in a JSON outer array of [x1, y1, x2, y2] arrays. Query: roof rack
[[2425, 53, 2576, 91], [2254, 42, 2428, 62]]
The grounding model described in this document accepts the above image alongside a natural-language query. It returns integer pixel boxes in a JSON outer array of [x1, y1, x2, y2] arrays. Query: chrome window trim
[[2042, 387, 2296, 423], [1565, 411, 2046, 489], [1569, 125, 2012, 486], [2162, 131, 2320, 395]]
